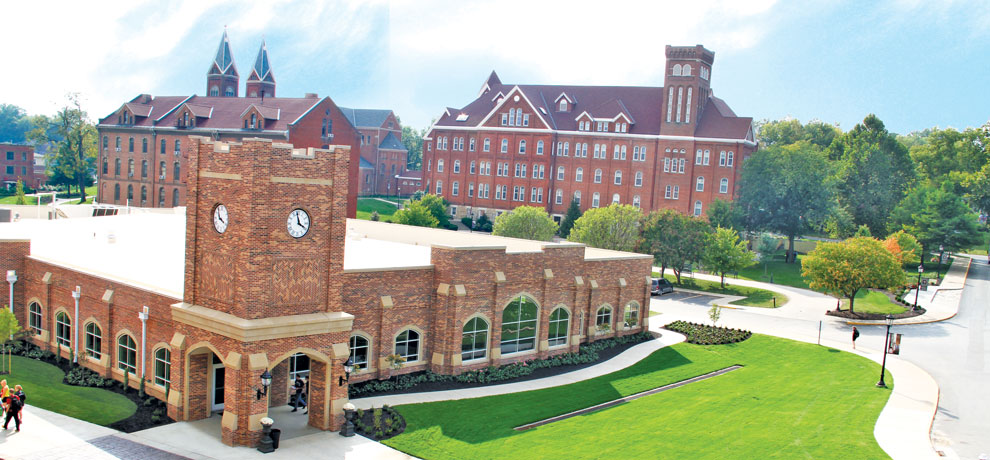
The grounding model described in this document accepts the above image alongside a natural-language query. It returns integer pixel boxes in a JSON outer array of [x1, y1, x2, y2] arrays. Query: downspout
[[139, 306, 149, 380], [71, 286, 80, 363]]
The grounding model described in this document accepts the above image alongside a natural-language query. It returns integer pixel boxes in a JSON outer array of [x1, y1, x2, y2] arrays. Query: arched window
[[117, 334, 137, 374], [462, 317, 488, 361], [85, 322, 102, 359], [158, 187, 165, 207], [557, 166, 565, 180], [575, 167, 584, 182], [635, 171, 643, 187], [559, 99, 567, 111], [537, 140, 544, 155], [159, 161, 166, 179], [128, 159, 134, 176], [596, 306, 612, 331], [574, 190, 581, 205], [694, 200, 703, 216], [128, 137, 134, 152], [696, 176, 704, 191], [720, 178, 729, 194], [500, 295, 538, 354], [102, 157, 108, 175], [114, 158, 121, 176], [518, 139, 526, 154], [173, 161, 180, 180], [395, 329, 421, 362], [614, 170, 622, 185], [500, 139, 509, 153], [174, 139, 181, 154], [141, 160, 148, 178], [548, 308, 569, 347], [225, 86, 234, 97], [437, 159, 444, 172], [141, 186, 147, 204], [624, 303, 640, 329], [142, 138, 148, 153], [114, 184, 120, 201], [593, 169, 602, 184], [672, 64, 682, 76], [127, 185, 133, 200], [452, 181, 459, 196], [592, 192, 600, 208], [683, 64, 692, 76], [161, 139, 166, 154], [102, 136, 108, 150], [632, 195, 641, 209], [55, 312, 70, 347], [435, 180, 442, 195], [210, 85, 219, 97], [350, 335, 370, 368], [28, 302, 42, 335], [612, 193, 620, 204], [154, 348, 171, 387], [453, 160, 461, 173], [172, 188, 179, 206]]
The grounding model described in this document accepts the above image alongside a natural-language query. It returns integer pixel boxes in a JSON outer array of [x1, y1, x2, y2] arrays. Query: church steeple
[[207, 30, 239, 97], [245, 40, 276, 98]]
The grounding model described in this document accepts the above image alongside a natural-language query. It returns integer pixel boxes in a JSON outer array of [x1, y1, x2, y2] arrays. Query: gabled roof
[[694, 96, 753, 139], [208, 30, 238, 76], [247, 40, 274, 83], [359, 157, 374, 169], [378, 132, 407, 151], [182, 103, 214, 119], [98, 95, 323, 133], [241, 104, 280, 120], [338, 107, 393, 128], [123, 103, 153, 118]]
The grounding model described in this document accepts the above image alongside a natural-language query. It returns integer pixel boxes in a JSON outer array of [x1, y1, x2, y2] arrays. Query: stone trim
[[436, 283, 450, 296], [169, 333, 187, 350], [618, 278, 627, 288], [589, 279, 599, 290], [575, 276, 584, 286], [199, 170, 242, 181], [453, 285, 466, 297], [247, 353, 267, 370], [380, 296, 393, 308], [101, 289, 114, 303], [544, 269, 554, 280], [226, 352, 243, 370], [270, 176, 332, 186], [494, 271, 506, 284], [42, 272, 52, 284], [170, 302, 354, 342], [331, 343, 349, 360]]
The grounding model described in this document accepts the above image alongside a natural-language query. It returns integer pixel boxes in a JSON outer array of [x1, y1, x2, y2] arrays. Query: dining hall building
[[0, 137, 652, 447]]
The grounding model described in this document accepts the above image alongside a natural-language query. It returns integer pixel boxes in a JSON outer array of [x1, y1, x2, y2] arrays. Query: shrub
[[461, 216, 473, 229], [664, 321, 751, 345]]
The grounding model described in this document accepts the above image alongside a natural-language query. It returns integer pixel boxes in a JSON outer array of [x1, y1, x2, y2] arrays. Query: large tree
[[492, 206, 558, 241], [0, 104, 31, 143], [755, 118, 840, 150], [399, 121, 424, 171], [638, 210, 711, 283], [705, 198, 742, 231], [567, 204, 641, 251], [888, 182, 982, 258], [735, 141, 834, 263], [802, 237, 904, 312], [702, 227, 756, 287], [30, 95, 97, 202], [828, 114, 915, 235], [557, 198, 582, 238]]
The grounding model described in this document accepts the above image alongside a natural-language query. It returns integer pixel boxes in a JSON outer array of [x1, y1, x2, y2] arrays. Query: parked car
[[651, 278, 674, 296]]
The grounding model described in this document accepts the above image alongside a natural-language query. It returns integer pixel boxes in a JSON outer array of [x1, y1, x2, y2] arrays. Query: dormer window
[[182, 112, 189, 127], [559, 100, 567, 111], [210, 86, 219, 97], [250, 113, 257, 129]]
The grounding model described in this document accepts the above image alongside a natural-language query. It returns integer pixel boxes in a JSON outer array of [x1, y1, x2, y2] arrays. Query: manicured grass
[[738, 253, 811, 290], [655, 273, 788, 308], [0, 195, 38, 204], [356, 197, 402, 220], [384, 335, 892, 460], [841, 290, 907, 315], [4, 355, 136, 426]]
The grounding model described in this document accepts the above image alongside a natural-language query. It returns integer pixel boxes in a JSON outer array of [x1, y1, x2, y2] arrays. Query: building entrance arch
[[266, 347, 335, 436]]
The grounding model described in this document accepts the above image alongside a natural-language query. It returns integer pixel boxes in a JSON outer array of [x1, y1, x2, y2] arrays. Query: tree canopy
[[492, 206, 558, 241], [638, 209, 711, 283], [706, 198, 742, 231], [30, 94, 97, 201], [702, 227, 756, 287], [802, 237, 904, 312], [557, 198, 582, 238], [392, 200, 439, 227], [887, 182, 982, 255], [399, 121, 424, 171], [567, 204, 641, 252]]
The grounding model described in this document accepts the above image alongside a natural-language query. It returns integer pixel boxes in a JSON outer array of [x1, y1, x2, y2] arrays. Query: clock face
[[287, 208, 310, 238], [213, 204, 228, 234]]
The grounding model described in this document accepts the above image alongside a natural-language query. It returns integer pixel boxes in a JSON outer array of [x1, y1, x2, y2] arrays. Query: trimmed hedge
[[349, 332, 652, 398], [664, 321, 751, 345]]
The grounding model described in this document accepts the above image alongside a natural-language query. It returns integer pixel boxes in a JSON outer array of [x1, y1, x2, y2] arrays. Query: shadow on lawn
[[400, 346, 695, 445]]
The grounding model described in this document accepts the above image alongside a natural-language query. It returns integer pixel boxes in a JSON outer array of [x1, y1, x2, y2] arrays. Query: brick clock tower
[[166, 136, 355, 446], [660, 44, 715, 137]]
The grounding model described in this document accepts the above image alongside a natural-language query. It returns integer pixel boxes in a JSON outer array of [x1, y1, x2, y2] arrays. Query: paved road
[[902, 260, 989, 459], [652, 291, 721, 306]]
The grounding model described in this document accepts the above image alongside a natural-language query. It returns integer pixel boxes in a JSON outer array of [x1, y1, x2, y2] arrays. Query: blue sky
[[4, 0, 988, 135]]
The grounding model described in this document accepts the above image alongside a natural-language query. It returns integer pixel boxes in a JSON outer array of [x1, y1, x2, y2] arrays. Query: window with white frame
[[633, 195, 641, 208], [154, 348, 171, 386], [557, 166, 565, 181], [469, 138, 476, 151], [683, 64, 692, 76], [592, 192, 600, 208], [547, 308, 569, 347], [612, 193, 620, 205], [694, 200, 703, 216], [470, 161, 476, 174], [594, 169, 602, 183], [614, 170, 622, 185], [635, 171, 643, 187], [596, 306, 612, 330], [696, 149, 703, 165], [676, 87, 683, 123], [696, 176, 704, 191], [395, 329, 421, 361], [665, 185, 672, 199], [593, 144, 601, 159], [727, 151, 734, 166], [117, 334, 137, 375], [663, 158, 670, 173], [673, 186, 680, 199], [56, 312, 70, 348], [435, 180, 443, 195], [704, 150, 710, 165], [462, 317, 488, 361], [437, 159, 444, 172], [468, 182, 475, 197], [673, 64, 682, 76], [350, 335, 370, 368], [678, 158, 685, 173], [575, 167, 583, 182], [613, 145, 620, 160], [452, 181, 460, 196], [559, 99, 567, 111], [29, 302, 42, 335], [719, 151, 727, 166], [574, 190, 581, 205], [501, 139, 509, 153], [720, 178, 729, 194], [85, 323, 102, 359], [519, 140, 527, 154], [555, 189, 563, 204], [453, 160, 460, 173], [563, 142, 569, 156], [502, 113, 509, 126], [580, 143, 588, 158], [666, 87, 674, 122], [523, 113, 529, 126], [484, 138, 491, 152], [530, 187, 543, 203], [537, 140, 544, 155], [620, 145, 627, 160], [686, 87, 692, 123]]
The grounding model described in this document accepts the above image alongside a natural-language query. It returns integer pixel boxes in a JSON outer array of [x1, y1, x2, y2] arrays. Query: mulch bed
[[353, 405, 407, 441], [826, 308, 925, 320]]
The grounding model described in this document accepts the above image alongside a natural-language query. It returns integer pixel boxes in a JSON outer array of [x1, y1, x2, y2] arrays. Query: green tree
[[802, 237, 904, 312], [853, 225, 872, 238], [567, 204, 641, 252], [823, 205, 857, 239], [803, 120, 841, 150], [964, 162, 990, 215], [756, 233, 778, 273], [417, 194, 452, 228], [0, 104, 31, 143], [399, 121, 424, 171], [706, 198, 742, 231], [888, 182, 982, 258], [14, 180, 26, 205], [702, 227, 756, 288], [638, 210, 711, 283], [392, 201, 439, 228], [557, 198, 582, 238], [828, 114, 915, 235], [885, 230, 922, 265], [492, 206, 558, 241], [736, 142, 834, 263], [755, 118, 805, 147], [0, 308, 21, 341], [30, 95, 97, 202]]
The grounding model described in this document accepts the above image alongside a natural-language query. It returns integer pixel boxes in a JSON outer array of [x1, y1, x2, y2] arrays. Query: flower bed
[[353, 405, 406, 440], [349, 332, 653, 398], [664, 321, 751, 345]]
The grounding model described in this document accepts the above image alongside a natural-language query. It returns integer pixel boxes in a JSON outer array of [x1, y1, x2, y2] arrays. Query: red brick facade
[[0, 144, 45, 190]]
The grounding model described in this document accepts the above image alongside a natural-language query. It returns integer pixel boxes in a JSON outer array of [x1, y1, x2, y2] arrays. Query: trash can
[[270, 429, 281, 449]]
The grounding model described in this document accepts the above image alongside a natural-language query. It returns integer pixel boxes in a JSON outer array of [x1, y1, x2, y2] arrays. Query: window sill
[[461, 356, 489, 365], [548, 343, 569, 350], [500, 349, 536, 359]]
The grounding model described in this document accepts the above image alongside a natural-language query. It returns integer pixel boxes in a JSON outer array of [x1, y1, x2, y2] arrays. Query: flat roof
[[0, 213, 647, 298]]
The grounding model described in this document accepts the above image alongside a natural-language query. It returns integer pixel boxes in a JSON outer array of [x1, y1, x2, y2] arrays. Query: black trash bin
[[270, 429, 281, 449]]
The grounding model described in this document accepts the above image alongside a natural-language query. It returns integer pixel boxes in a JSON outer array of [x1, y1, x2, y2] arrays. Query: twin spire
[[206, 30, 276, 98]]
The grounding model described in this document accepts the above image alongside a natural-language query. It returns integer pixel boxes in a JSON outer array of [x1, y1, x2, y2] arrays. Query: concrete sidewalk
[[849, 256, 971, 326]]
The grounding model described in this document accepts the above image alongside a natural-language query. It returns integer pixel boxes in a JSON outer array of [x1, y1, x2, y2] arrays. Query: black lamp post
[[338, 358, 354, 386], [913, 264, 923, 310], [936, 244, 945, 284], [877, 314, 894, 388], [256, 369, 272, 400]]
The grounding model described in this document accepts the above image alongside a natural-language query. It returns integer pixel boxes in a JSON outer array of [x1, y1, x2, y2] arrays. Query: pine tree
[[558, 199, 582, 238]]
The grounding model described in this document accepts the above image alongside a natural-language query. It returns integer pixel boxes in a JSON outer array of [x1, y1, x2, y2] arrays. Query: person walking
[[3, 392, 22, 431], [852, 327, 860, 349], [13, 385, 25, 425], [291, 376, 306, 413], [0, 379, 9, 412]]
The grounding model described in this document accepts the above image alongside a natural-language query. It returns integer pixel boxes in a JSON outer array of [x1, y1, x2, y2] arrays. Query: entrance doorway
[[211, 354, 224, 412]]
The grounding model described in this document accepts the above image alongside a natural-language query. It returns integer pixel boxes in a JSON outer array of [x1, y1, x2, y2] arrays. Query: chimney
[[304, 93, 318, 98]]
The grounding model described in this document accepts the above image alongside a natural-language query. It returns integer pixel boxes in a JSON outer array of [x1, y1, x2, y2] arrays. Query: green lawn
[[737, 253, 811, 290], [656, 273, 788, 308], [5, 356, 136, 426], [384, 335, 892, 460], [356, 197, 402, 220], [0, 195, 39, 204], [842, 290, 908, 315]]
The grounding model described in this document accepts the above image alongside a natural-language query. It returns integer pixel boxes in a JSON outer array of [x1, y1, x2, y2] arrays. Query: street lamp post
[[913, 265, 923, 310], [936, 244, 945, 284], [877, 314, 894, 388], [394, 174, 401, 209]]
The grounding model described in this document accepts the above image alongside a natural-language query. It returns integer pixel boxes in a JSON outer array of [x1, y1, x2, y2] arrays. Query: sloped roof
[[98, 95, 321, 133], [248, 40, 274, 83], [359, 157, 373, 169], [338, 107, 392, 128], [209, 30, 237, 76], [694, 96, 752, 139], [378, 132, 407, 151], [124, 103, 153, 118]]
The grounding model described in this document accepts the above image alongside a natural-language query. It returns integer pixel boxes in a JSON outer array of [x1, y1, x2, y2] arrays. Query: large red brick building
[[338, 107, 411, 196], [423, 45, 756, 221], [0, 143, 46, 189], [0, 137, 652, 447]]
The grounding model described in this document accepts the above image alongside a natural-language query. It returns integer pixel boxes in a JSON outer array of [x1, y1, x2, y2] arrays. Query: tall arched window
[[154, 348, 171, 386], [518, 139, 526, 154], [462, 317, 488, 361], [225, 86, 234, 97], [173, 161, 180, 180], [592, 192, 600, 208], [500, 139, 509, 153], [128, 137, 134, 152], [632, 195, 641, 209], [85, 322, 102, 359], [395, 329, 420, 362], [559, 99, 567, 111], [614, 170, 622, 185], [115, 158, 121, 176], [624, 302, 640, 329], [547, 308, 569, 347], [683, 64, 692, 76], [127, 185, 133, 200], [172, 188, 179, 206], [694, 200, 703, 216], [28, 302, 42, 335], [142, 138, 148, 153], [128, 159, 134, 176], [174, 139, 181, 154], [102, 136, 108, 150], [55, 312, 70, 347], [158, 187, 165, 207], [612, 193, 620, 204], [114, 184, 120, 201], [673, 64, 682, 76], [159, 161, 166, 179], [696, 176, 704, 191], [140, 186, 147, 204], [117, 334, 137, 374], [575, 167, 584, 182], [500, 295, 538, 354], [102, 157, 108, 175], [596, 306, 612, 332], [574, 190, 581, 205], [537, 140, 544, 155], [141, 160, 148, 178], [635, 171, 643, 187], [720, 178, 729, 194], [210, 85, 219, 97], [160, 139, 166, 154], [350, 335, 370, 368]]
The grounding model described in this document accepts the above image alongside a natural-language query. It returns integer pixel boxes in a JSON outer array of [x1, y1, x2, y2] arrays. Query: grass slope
[[842, 290, 908, 315], [5, 355, 136, 426], [656, 273, 787, 308], [384, 335, 891, 460], [356, 197, 401, 220]]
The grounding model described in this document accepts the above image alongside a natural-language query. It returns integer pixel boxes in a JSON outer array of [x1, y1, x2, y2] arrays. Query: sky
[[3, 0, 988, 135]]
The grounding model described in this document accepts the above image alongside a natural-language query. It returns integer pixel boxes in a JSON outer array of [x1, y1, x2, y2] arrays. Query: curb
[[846, 257, 971, 326]]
